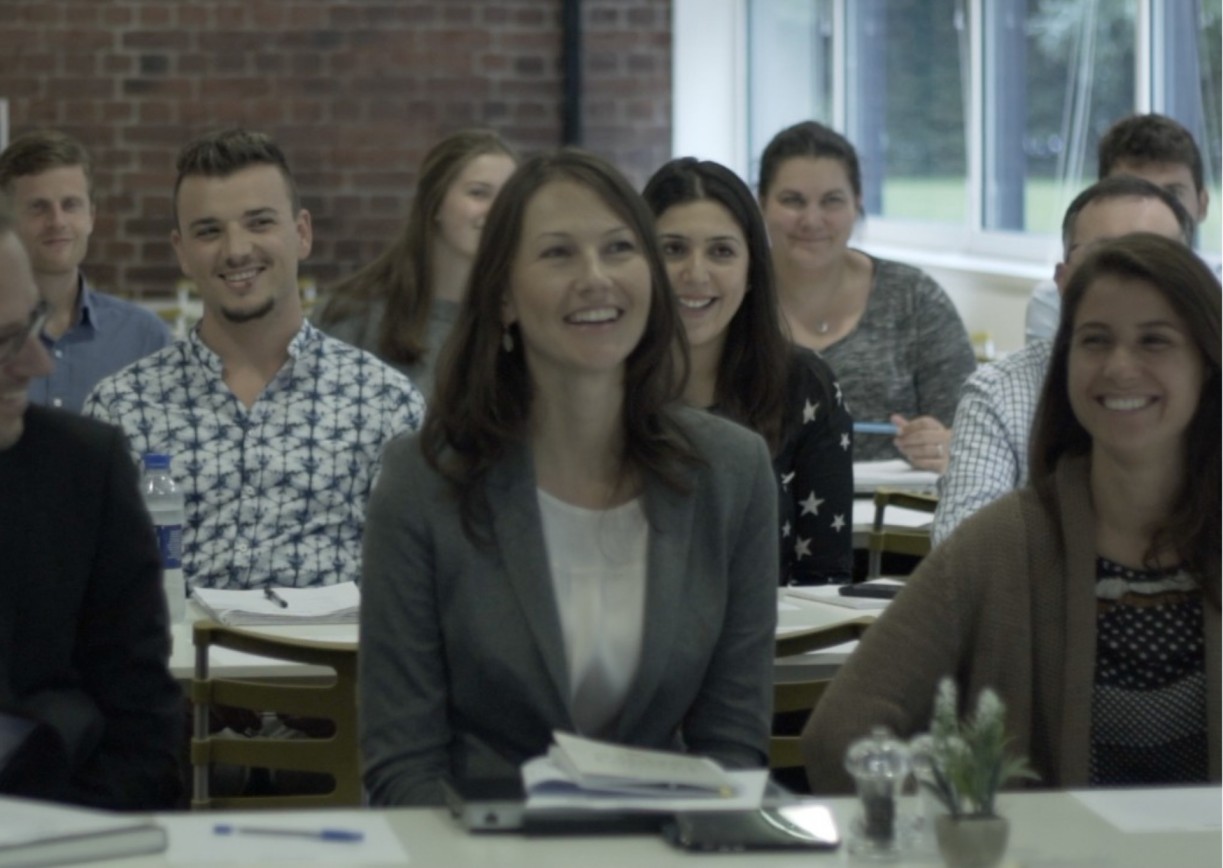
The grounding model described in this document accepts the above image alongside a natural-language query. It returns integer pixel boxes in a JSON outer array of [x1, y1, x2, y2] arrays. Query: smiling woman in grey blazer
[[359, 149, 780, 807]]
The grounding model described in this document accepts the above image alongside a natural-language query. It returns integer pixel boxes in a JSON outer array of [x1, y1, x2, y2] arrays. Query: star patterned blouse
[[773, 347, 855, 585], [84, 321, 425, 590]]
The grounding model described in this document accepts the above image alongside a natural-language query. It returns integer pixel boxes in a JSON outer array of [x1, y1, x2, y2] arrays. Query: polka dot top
[[1090, 557, 1209, 785]]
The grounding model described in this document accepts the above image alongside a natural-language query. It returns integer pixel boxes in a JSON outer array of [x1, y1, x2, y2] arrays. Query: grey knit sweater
[[820, 255, 976, 460]]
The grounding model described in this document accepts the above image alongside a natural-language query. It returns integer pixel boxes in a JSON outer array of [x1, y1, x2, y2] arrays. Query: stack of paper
[[541, 731, 734, 798], [0, 796, 166, 866], [191, 582, 360, 626], [522, 733, 769, 813], [853, 459, 939, 493]]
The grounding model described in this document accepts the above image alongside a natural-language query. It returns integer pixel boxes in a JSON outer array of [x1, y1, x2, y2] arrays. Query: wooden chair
[[770, 674, 832, 773], [866, 488, 939, 578], [189, 620, 361, 809], [770, 616, 872, 777]]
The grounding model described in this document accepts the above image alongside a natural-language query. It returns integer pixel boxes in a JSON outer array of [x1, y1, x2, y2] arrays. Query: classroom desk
[[117, 788, 1219, 867], [171, 591, 876, 680]]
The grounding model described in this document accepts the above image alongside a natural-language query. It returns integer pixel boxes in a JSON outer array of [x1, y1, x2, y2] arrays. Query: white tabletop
[[172, 592, 873, 680], [111, 788, 1220, 867]]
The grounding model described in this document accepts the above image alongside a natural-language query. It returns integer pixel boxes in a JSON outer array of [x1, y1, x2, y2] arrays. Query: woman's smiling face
[[656, 199, 750, 357], [503, 179, 652, 382]]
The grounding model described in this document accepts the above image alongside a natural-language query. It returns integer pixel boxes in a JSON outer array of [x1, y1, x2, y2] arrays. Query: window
[[695, 0, 1222, 262]]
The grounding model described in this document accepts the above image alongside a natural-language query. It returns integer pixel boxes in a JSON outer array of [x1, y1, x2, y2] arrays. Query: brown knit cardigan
[[802, 455, 1221, 793]]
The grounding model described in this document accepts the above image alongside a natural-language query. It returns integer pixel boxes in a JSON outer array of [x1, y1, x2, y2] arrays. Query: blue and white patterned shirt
[[84, 321, 425, 590], [932, 339, 1052, 546]]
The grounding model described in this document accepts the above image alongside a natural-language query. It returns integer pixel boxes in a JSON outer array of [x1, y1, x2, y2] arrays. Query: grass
[[881, 176, 1223, 255]]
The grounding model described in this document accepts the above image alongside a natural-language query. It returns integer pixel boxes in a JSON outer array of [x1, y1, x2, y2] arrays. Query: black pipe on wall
[[561, 0, 583, 146]]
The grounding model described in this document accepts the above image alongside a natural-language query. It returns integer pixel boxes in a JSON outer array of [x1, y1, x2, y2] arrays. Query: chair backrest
[[866, 488, 938, 578], [189, 620, 361, 810], [769, 676, 831, 772]]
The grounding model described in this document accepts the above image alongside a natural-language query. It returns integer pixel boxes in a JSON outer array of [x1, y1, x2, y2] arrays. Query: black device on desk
[[839, 580, 903, 600], [442, 777, 526, 831], [664, 803, 841, 851], [444, 775, 671, 836]]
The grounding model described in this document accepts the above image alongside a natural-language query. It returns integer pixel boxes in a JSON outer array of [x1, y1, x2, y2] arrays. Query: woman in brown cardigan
[[802, 233, 1220, 792]]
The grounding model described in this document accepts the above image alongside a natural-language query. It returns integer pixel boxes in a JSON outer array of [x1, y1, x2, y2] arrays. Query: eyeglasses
[[0, 299, 50, 365]]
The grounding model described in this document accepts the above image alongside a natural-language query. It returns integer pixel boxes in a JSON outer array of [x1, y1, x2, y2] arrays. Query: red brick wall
[[0, 0, 672, 300]]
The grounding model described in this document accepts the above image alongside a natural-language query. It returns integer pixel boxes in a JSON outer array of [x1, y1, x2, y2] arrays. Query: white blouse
[[537, 488, 648, 737]]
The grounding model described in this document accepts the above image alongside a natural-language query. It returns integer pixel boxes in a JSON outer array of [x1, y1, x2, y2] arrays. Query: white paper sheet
[[524, 767, 770, 813], [156, 810, 407, 864], [1070, 786, 1223, 833], [853, 460, 939, 494]]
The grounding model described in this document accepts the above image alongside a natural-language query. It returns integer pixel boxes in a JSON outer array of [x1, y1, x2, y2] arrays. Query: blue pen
[[213, 823, 364, 842], [853, 421, 899, 436]]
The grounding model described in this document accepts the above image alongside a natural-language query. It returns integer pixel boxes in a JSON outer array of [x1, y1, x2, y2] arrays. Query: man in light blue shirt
[[0, 130, 171, 411]]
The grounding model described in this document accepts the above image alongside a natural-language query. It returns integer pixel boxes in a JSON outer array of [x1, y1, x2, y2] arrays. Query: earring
[[502, 328, 514, 353]]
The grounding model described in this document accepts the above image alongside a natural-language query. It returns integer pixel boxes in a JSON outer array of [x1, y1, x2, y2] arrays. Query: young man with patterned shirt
[[86, 129, 425, 592]]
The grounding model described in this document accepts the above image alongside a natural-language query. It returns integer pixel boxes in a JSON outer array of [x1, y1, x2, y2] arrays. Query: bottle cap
[[845, 726, 911, 781], [143, 453, 171, 471]]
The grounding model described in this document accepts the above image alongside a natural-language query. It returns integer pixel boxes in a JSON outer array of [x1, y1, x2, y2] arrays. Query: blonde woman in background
[[313, 130, 517, 397]]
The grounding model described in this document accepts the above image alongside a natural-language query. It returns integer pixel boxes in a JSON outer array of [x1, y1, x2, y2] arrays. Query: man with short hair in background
[[0, 191, 181, 809], [1025, 113, 1212, 343], [85, 129, 424, 592], [933, 176, 1196, 545], [0, 130, 172, 412]]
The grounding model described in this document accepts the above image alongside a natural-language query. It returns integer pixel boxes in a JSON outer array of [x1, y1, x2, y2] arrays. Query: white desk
[[115, 788, 1220, 866], [172, 593, 873, 680], [169, 605, 357, 680]]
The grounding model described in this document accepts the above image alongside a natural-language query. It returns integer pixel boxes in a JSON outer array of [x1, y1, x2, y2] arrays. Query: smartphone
[[665, 803, 841, 852]]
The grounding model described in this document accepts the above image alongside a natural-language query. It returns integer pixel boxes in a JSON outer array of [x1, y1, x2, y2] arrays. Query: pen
[[213, 823, 364, 842], [853, 421, 899, 436], [263, 587, 289, 609]]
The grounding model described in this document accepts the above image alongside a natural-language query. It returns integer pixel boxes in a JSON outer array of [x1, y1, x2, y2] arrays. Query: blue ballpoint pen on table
[[213, 823, 364, 842], [853, 421, 899, 436], [263, 587, 289, 609]]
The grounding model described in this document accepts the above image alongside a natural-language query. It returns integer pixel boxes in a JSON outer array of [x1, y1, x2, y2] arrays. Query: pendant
[[816, 321, 831, 335]]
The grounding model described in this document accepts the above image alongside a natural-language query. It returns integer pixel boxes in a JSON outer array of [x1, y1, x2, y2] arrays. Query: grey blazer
[[359, 406, 779, 806]]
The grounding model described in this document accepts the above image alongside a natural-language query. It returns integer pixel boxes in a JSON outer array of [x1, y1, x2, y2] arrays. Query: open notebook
[[190, 582, 360, 625]]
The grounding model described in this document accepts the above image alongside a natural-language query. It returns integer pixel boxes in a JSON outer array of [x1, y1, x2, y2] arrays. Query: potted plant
[[909, 679, 1036, 868]]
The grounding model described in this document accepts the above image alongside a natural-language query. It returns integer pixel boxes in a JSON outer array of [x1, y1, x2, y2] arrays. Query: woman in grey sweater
[[758, 121, 976, 469]]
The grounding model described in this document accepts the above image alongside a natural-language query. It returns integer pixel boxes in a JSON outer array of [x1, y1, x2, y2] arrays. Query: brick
[[139, 5, 174, 28], [62, 53, 99, 76], [123, 31, 191, 51], [102, 6, 133, 27]]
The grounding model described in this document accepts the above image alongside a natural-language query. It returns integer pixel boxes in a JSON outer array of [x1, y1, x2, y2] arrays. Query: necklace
[[815, 321, 831, 335]]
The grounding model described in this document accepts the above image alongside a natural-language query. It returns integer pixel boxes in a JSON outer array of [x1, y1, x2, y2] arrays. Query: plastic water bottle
[[142, 453, 186, 622]]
